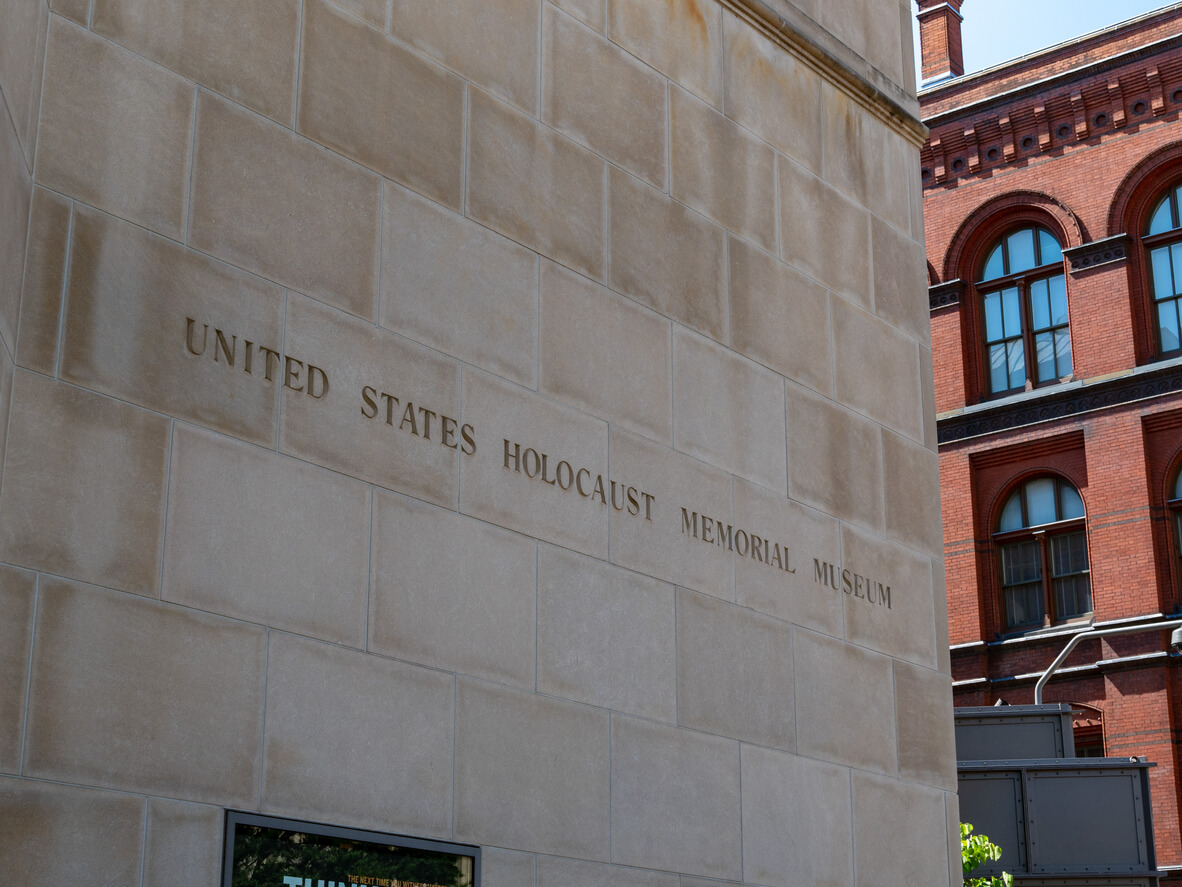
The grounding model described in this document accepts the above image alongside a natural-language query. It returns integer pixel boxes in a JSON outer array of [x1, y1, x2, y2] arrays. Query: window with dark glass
[[979, 226, 1071, 396], [995, 476, 1091, 630], [1145, 183, 1182, 357]]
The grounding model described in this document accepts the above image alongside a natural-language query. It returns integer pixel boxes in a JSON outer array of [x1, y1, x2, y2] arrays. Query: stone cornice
[[929, 279, 964, 310], [1064, 234, 1131, 271], [937, 363, 1182, 445], [725, 0, 927, 146]]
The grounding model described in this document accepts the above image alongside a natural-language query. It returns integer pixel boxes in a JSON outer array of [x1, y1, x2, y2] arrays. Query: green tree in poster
[[232, 826, 471, 887]]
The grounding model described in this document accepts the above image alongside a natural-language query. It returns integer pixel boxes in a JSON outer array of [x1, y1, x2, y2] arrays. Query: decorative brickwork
[[922, 5, 1182, 878]]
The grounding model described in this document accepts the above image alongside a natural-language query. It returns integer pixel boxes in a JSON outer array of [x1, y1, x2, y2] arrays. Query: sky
[[912, 0, 1177, 81]]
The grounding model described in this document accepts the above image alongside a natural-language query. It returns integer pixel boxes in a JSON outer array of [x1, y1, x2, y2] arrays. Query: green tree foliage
[[232, 826, 472, 887], [961, 823, 1014, 887]]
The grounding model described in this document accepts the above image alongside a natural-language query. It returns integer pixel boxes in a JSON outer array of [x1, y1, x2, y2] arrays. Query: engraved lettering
[[751, 534, 765, 563], [540, 453, 557, 486], [642, 492, 655, 521], [842, 569, 853, 595], [400, 402, 420, 436], [504, 440, 521, 472], [441, 415, 458, 449], [307, 365, 329, 398], [185, 318, 208, 356], [701, 515, 714, 543], [736, 529, 750, 557], [214, 329, 236, 366], [769, 543, 784, 571], [259, 346, 281, 382], [243, 341, 254, 375], [855, 574, 865, 598], [522, 448, 541, 478], [283, 356, 304, 391], [418, 407, 436, 440], [715, 520, 733, 551], [592, 474, 607, 504], [627, 486, 640, 516], [576, 468, 592, 497], [381, 392, 399, 425], [361, 386, 379, 419], [461, 424, 476, 456], [681, 508, 698, 538], [556, 461, 574, 491]]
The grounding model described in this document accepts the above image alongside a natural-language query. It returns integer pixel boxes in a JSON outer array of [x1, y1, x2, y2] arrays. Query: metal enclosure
[[955, 704, 1076, 760]]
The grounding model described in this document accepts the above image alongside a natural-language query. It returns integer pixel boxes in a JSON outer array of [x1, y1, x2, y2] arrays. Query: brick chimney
[[917, 0, 965, 84]]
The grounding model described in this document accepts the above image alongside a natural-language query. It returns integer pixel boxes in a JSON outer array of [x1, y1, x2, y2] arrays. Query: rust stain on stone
[[669, 0, 710, 46]]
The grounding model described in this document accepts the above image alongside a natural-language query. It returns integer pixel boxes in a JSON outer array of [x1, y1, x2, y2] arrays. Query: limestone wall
[[0, 1, 954, 885]]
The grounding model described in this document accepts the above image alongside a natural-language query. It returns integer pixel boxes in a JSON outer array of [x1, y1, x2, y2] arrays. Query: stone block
[[785, 383, 884, 532], [459, 368, 609, 557], [729, 236, 832, 395], [381, 182, 538, 388], [933, 560, 951, 675], [819, 0, 904, 92], [881, 428, 942, 557], [944, 791, 962, 887], [539, 262, 672, 444], [793, 630, 896, 775], [263, 632, 455, 836], [50, 0, 90, 23], [610, 716, 740, 879], [484, 847, 536, 887], [189, 93, 381, 320], [370, 490, 536, 688], [722, 12, 821, 172], [740, 745, 853, 887], [300, 0, 464, 209], [143, 799, 223, 887], [778, 160, 870, 307], [549, 0, 603, 32], [537, 544, 676, 722], [606, 427, 735, 599], [670, 86, 775, 252], [733, 479, 842, 637], [852, 772, 949, 887], [921, 344, 938, 451], [673, 325, 787, 493], [61, 206, 286, 446], [279, 292, 462, 508], [609, 168, 728, 342], [609, 0, 723, 108], [163, 424, 371, 647], [0, 778, 145, 883], [455, 678, 610, 859], [329, 0, 387, 27], [841, 523, 937, 669], [15, 187, 70, 375], [0, 91, 30, 358], [543, 5, 666, 187], [24, 578, 265, 805], [536, 853, 679, 887], [894, 660, 956, 790], [37, 18, 193, 239], [676, 589, 794, 749], [390, 0, 538, 113], [92, 0, 298, 122], [822, 82, 912, 232], [0, 372, 170, 596], [0, 0, 48, 165], [872, 214, 930, 343], [468, 89, 606, 283], [0, 566, 35, 774]]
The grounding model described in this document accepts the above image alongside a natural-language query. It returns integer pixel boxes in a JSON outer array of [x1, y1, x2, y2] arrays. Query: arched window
[[1171, 468, 1182, 575], [995, 476, 1091, 630], [979, 225, 1071, 396], [1144, 182, 1182, 357]]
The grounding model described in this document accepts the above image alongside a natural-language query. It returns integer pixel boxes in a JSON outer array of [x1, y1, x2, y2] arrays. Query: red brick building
[[920, 1, 1182, 877]]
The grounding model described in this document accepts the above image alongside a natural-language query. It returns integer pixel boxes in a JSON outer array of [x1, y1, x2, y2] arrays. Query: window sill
[[936, 357, 1182, 444]]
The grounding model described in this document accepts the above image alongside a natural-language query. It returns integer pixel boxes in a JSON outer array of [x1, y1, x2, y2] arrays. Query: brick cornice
[[1064, 234, 1131, 271], [929, 279, 964, 310], [937, 363, 1182, 444]]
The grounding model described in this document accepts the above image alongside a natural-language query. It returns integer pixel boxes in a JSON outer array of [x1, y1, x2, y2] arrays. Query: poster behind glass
[[223, 812, 479, 887]]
